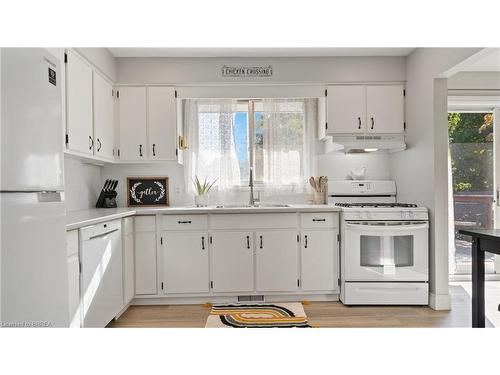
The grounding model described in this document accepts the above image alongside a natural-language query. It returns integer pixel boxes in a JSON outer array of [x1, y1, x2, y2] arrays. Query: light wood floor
[[107, 285, 483, 328]]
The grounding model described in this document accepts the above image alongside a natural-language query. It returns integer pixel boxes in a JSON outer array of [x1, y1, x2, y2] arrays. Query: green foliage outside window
[[448, 112, 494, 193]]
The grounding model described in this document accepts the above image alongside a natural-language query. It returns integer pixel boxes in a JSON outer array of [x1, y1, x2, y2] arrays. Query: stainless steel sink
[[215, 204, 290, 208], [215, 204, 252, 208], [254, 204, 290, 208]]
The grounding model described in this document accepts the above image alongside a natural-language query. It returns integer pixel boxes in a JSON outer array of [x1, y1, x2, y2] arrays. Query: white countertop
[[66, 204, 341, 231]]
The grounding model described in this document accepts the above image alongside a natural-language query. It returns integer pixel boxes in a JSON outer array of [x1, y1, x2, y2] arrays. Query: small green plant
[[193, 176, 217, 195]]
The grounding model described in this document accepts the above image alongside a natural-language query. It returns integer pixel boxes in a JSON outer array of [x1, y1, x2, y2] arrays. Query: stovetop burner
[[335, 203, 418, 208]]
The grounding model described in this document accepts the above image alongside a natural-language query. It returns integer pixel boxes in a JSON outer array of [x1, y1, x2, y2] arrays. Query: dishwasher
[[79, 220, 123, 327]]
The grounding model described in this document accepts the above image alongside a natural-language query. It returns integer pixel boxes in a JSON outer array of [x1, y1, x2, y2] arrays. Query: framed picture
[[127, 177, 169, 207]]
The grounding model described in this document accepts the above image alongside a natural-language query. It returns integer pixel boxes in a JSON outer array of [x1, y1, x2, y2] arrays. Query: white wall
[[64, 156, 103, 211], [117, 56, 406, 84], [390, 48, 483, 310], [318, 152, 392, 181], [448, 71, 500, 91]]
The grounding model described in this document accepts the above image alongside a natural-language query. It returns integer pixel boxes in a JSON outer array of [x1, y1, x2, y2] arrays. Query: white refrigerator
[[1, 48, 69, 327]]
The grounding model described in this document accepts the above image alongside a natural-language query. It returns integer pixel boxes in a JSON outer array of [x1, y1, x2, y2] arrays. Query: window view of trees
[[449, 112, 494, 192], [448, 112, 495, 274]]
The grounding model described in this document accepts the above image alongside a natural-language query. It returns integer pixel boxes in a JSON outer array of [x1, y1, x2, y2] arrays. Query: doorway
[[448, 107, 499, 277]]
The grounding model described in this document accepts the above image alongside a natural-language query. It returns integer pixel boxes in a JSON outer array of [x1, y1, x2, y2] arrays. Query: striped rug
[[205, 303, 311, 328]]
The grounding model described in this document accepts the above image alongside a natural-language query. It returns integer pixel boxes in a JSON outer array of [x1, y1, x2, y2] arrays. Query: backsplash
[[64, 147, 393, 211], [64, 156, 103, 211]]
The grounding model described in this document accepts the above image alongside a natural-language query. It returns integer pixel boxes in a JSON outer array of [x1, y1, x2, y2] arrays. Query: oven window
[[360, 235, 414, 267]]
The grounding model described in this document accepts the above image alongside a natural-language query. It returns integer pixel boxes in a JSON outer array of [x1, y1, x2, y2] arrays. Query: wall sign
[[222, 65, 273, 77], [127, 177, 169, 207]]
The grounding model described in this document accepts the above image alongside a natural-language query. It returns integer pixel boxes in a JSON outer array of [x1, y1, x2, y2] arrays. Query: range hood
[[323, 134, 406, 154]]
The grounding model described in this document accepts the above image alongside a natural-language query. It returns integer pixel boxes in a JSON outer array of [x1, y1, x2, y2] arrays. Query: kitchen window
[[183, 98, 317, 193]]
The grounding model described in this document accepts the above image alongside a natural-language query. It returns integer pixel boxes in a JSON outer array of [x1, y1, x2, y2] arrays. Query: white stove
[[328, 180, 429, 305]]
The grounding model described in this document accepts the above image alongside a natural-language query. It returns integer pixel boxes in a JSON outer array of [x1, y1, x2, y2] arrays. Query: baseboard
[[429, 292, 451, 310], [132, 294, 339, 306]]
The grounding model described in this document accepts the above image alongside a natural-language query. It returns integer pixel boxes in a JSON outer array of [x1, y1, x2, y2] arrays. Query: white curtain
[[184, 99, 241, 192], [261, 98, 317, 193]]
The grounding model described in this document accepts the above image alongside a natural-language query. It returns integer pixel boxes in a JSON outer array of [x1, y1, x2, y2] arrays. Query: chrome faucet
[[249, 167, 260, 206]]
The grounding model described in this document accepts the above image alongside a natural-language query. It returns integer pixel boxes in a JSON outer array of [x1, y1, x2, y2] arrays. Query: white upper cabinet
[[148, 87, 177, 161], [326, 84, 405, 135], [65, 50, 93, 155], [326, 85, 365, 134], [92, 71, 115, 160], [366, 85, 405, 134], [117, 86, 148, 161]]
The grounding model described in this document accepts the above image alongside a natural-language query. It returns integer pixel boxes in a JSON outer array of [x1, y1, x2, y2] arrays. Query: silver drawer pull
[[312, 218, 326, 222], [178, 220, 192, 224]]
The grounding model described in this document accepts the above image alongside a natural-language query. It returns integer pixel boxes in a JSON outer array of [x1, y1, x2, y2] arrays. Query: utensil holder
[[313, 191, 325, 205]]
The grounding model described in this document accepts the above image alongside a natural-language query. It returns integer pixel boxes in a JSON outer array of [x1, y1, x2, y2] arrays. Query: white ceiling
[[108, 47, 414, 58], [461, 49, 500, 72]]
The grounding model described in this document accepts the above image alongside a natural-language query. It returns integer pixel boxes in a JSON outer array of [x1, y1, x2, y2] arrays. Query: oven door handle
[[344, 222, 429, 231]]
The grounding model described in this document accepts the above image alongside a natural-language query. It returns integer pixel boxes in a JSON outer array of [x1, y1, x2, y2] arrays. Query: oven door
[[343, 221, 429, 281]]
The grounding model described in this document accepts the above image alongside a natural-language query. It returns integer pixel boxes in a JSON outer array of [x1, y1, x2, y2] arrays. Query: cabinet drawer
[[134, 216, 156, 232], [161, 215, 208, 231], [211, 214, 297, 230], [300, 213, 337, 229]]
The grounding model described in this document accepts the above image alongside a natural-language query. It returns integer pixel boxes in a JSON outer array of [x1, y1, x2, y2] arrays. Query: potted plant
[[193, 176, 217, 207]]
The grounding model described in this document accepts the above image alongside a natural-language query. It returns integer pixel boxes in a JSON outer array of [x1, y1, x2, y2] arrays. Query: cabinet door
[[255, 230, 298, 292], [148, 87, 177, 161], [162, 231, 209, 294], [67, 255, 80, 328], [134, 231, 157, 295], [326, 85, 365, 134], [118, 86, 147, 160], [366, 85, 405, 134], [122, 218, 135, 304], [66, 230, 80, 328], [301, 230, 338, 292], [93, 71, 114, 160], [211, 231, 254, 293], [66, 50, 93, 155]]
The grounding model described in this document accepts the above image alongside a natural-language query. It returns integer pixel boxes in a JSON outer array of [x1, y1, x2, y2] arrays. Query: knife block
[[96, 180, 118, 208]]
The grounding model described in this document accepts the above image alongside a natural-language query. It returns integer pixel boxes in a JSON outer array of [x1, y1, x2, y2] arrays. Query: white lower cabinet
[[66, 230, 81, 328], [162, 231, 210, 294], [300, 230, 339, 292], [134, 216, 157, 295], [255, 230, 299, 292], [122, 217, 135, 305], [211, 231, 254, 293]]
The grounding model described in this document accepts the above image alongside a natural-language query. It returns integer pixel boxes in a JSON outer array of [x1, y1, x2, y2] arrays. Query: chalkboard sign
[[127, 177, 169, 207]]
